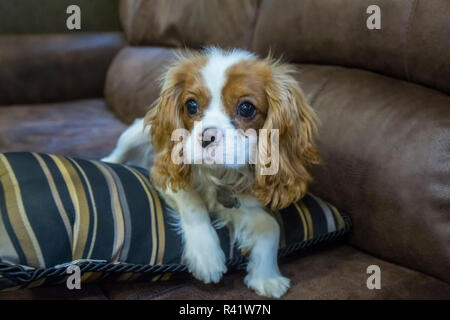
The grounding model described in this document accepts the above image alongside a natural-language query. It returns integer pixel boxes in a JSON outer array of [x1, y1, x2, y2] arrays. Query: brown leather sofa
[[1, 0, 449, 299]]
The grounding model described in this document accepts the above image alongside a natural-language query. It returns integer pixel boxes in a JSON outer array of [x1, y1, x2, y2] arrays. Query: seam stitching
[[248, 0, 263, 51], [309, 68, 340, 106]]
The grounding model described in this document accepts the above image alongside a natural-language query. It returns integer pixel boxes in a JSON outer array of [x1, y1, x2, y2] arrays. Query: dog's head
[[146, 47, 320, 209]]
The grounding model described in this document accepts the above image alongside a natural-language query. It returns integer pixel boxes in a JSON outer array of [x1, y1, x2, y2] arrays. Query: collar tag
[[217, 186, 241, 209]]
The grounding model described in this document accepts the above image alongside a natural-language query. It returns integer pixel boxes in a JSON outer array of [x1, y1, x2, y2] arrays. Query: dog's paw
[[101, 156, 117, 163], [183, 241, 227, 284], [244, 274, 290, 298]]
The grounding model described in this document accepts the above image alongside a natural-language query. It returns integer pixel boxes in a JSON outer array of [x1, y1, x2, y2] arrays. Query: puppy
[[103, 47, 320, 298]]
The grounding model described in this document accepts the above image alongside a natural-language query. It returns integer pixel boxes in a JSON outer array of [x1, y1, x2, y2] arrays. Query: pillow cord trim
[[0, 214, 351, 288]]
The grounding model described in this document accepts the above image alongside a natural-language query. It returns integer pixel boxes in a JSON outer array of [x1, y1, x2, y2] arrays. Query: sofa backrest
[[119, 0, 450, 95], [120, 0, 259, 50]]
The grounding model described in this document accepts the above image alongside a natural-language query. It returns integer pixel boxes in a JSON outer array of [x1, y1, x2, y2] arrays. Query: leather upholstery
[[119, 0, 450, 94], [2, 246, 449, 299], [119, 0, 259, 49], [300, 65, 450, 283], [0, 33, 125, 105], [253, 0, 450, 94], [105, 46, 177, 123], [0, 99, 126, 159]]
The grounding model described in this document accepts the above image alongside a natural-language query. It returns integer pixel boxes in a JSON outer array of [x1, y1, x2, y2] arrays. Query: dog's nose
[[201, 127, 222, 148]]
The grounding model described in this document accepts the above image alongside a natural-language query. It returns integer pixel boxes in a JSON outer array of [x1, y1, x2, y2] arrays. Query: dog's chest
[[194, 169, 243, 211], [197, 181, 240, 212], [216, 186, 241, 209]]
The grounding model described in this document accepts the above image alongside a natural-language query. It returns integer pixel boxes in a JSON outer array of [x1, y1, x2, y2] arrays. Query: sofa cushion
[[0, 152, 350, 290], [0, 33, 125, 105], [296, 64, 450, 283], [102, 245, 450, 300], [2, 245, 449, 299], [0, 99, 127, 159]]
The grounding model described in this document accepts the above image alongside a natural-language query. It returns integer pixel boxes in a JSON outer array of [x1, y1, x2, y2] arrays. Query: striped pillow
[[0, 152, 351, 290]]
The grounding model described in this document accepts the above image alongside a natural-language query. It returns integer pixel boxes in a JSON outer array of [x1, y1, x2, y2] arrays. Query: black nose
[[202, 127, 217, 148]]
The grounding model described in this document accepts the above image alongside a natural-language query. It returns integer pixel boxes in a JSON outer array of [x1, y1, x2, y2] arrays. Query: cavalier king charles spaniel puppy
[[103, 47, 320, 298]]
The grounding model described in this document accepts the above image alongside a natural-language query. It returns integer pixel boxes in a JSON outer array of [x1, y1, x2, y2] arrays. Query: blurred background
[[0, 0, 127, 159], [0, 0, 121, 33]]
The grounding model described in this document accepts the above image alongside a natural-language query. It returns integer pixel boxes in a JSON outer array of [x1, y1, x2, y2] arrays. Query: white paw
[[183, 242, 227, 284], [245, 274, 290, 298], [101, 156, 115, 163]]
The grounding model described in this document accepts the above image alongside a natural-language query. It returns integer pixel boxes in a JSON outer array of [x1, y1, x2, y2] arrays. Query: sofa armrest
[[0, 33, 125, 105], [105, 46, 177, 123]]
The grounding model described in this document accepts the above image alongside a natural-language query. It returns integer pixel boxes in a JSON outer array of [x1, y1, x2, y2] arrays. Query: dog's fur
[[103, 47, 319, 298]]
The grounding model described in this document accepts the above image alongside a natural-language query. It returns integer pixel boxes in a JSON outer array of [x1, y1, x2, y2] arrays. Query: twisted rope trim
[[0, 214, 351, 288]]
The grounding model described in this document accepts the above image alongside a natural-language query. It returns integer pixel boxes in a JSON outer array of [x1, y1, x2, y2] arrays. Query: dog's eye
[[185, 99, 198, 115], [238, 102, 256, 118]]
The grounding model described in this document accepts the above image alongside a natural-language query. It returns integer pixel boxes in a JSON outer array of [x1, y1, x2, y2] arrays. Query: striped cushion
[[0, 152, 351, 290]]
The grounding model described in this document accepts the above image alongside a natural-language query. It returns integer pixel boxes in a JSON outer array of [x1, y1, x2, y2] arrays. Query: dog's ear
[[146, 74, 184, 152], [145, 55, 194, 191], [252, 62, 321, 210]]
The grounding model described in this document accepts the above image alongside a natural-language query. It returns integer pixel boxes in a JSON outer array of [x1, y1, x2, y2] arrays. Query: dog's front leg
[[165, 189, 227, 284], [102, 118, 154, 168], [229, 202, 290, 298]]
